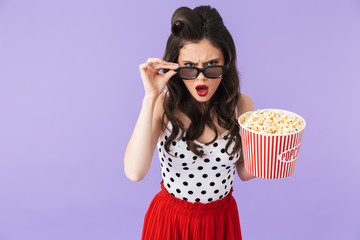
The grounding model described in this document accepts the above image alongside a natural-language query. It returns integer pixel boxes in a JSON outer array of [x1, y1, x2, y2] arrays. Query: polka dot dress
[[158, 122, 240, 203]]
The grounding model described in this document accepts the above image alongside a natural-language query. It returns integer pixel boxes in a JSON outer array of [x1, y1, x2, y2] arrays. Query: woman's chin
[[189, 92, 213, 103], [192, 96, 210, 103]]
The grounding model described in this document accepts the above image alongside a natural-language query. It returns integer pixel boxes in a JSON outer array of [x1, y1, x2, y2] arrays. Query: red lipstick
[[195, 85, 209, 97]]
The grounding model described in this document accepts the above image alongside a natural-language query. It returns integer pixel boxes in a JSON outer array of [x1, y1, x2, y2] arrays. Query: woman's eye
[[185, 63, 194, 67], [207, 61, 217, 66]]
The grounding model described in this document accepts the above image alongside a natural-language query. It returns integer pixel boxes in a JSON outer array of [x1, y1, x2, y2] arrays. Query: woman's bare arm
[[124, 58, 178, 182], [236, 93, 256, 181], [124, 93, 164, 182]]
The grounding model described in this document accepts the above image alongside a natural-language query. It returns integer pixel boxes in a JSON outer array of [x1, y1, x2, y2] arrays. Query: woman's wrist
[[142, 94, 159, 108]]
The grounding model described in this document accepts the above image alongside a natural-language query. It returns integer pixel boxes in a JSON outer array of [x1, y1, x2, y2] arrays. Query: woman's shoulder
[[236, 93, 254, 118]]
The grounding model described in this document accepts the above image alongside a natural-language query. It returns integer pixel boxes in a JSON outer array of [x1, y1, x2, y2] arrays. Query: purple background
[[0, 0, 359, 239]]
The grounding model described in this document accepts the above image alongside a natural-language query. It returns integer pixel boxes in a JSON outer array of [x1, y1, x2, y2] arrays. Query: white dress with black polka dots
[[158, 121, 240, 203]]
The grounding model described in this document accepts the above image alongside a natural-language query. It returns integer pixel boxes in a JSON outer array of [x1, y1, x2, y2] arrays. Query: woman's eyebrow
[[182, 58, 220, 65]]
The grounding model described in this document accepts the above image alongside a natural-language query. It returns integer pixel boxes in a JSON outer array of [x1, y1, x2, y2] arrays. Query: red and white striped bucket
[[238, 109, 306, 179]]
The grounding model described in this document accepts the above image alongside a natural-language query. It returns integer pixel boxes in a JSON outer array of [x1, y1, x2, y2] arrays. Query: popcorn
[[241, 109, 305, 134]]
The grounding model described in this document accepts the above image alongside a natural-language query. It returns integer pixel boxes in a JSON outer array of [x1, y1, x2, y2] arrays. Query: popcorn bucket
[[238, 109, 306, 179]]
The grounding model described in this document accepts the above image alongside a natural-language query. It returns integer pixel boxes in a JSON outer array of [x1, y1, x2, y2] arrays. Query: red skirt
[[142, 181, 242, 240]]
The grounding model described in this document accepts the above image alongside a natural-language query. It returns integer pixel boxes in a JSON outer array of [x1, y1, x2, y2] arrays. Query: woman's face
[[178, 39, 225, 103]]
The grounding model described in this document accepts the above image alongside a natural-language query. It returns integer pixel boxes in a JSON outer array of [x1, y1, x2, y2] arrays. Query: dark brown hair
[[162, 5, 242, 158]]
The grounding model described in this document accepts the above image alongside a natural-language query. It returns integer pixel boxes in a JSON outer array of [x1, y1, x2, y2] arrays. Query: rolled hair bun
[[170, 6, 224, 39]]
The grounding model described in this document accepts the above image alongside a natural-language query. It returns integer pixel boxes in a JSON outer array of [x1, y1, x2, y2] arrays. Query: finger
[[139, 63, 147, 70], [145, 58, 167, 70], [146, 57, 166, 64], [162, 69, 177, 83], [145, 58, 179, 68], [152, 62, 179, 70], [139, 58, 164, 71]]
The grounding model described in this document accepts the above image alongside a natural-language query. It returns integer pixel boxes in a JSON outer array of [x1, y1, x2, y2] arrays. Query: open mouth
[[195, 85, 209, 97]]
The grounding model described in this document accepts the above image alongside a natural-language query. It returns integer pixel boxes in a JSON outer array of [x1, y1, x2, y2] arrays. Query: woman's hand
[[139, 58, 179, 99]]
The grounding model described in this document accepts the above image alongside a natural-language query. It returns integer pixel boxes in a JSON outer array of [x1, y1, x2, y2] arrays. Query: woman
[[124, 5, 256, 240]]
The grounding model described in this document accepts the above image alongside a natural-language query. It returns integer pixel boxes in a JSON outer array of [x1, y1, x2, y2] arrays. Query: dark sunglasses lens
[[179, 68, 197, 79], [204, 66, 223, 78]]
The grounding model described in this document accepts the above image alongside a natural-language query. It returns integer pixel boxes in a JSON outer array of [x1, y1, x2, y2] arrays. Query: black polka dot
[[183, 197, 188, 201], [208, 198, 213, 202], [163, 172, 166, 177], [161, 163, 163, 167], [210, 182, 215, 186], [195, 198, 200, 202], [189, 174, 194, 178], [176, 173, 180, 177], [167, 183, 171, 188], [188, 190, 193, 195], [201, 190, 206, 194], [222, 179, 226, 184], [216, 157, 221, 162], [186, 147, 190, 151], [227, 175, 231, 180], [204, 158, 210, 163], [175, 152, 178, 157], [165, 135, 168, 140], [227, 170, 231, 174], [170, 177, 174, 182], [214, 189, 219, 194], [182, 163, 187, 166], [226, 166, 231, 169], [196, 182, 202, 187], [168, 158, 172, 162], [229, 156, 233, 160], [202, 174, 208, 178], [213, 142, 218, 147], [159, 148, 161, 152], [212, 166, 218, 170], [230, 181, 233, 185], [219, 195, 223, 199], [160, 141, 164, 146], [193, 156, 198, 160], [233, 171, 236, 175], [221, 164, 226, 167], [198, 166, 203, 170], [182, 137, 186, 141], [171, 193, 175, 196], [161, 158, 165, 162], [225, 191, 228, 195], [183, 181, 188, 186], [183, 167, 189, 170], [225, 185, 227, 189], [166, 168, 170, 172], [216, 173, 221, 177], [176, 189, 181, 193], [221, 148, 225, 153], [172, 141, 176, 146], [180, 154, 185, 158], [168, 163, 172, 167]]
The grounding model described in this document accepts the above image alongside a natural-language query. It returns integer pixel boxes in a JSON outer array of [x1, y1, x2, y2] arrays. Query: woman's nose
[[196, 71, 206, 80]]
